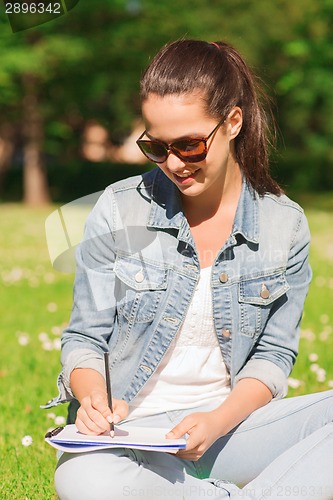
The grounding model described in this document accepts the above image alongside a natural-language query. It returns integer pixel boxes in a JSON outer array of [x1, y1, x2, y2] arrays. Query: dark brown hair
[[140, 39, 281, 196]]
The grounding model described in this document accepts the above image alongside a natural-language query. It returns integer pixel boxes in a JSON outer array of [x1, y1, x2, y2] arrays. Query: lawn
[[0, 194, 333, 499]]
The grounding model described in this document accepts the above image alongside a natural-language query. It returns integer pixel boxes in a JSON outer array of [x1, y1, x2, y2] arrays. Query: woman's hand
[[166, 411, 223, 461], [76, 390, 129, 435], [70, 367, 129, 435], [166, 379, 273, 461]]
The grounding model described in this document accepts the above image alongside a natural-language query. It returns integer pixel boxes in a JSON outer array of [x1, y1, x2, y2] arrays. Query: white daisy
[[316, 368, 326, 383], [38, 332, 49, 342], [54, 416, 66, 426], [310, 363, 320, 373], [42, 341, 54, 351], [53, 338, 61, 351], [17, 333, 30, 346], [47, 302, 58, 312], [21, 435, 33, 446], [51, 326, 61, 336], [320, 314, 329, 324], [287, 378, 302, 389]]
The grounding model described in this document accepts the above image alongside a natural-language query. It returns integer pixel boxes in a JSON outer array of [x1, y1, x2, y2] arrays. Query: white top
[[127, 266, 231, 419]]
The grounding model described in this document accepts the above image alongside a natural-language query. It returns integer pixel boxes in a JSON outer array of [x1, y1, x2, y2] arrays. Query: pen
[[103, 351, 114, 437], [45, 426, 64, 439]]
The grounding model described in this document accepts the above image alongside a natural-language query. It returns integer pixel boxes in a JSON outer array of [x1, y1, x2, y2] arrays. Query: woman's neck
[[181, 163, 242, 226]]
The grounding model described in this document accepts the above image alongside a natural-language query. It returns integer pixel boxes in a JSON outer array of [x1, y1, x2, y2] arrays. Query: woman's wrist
[[210, 378, 273, 437], [70, 367, 106, 403]]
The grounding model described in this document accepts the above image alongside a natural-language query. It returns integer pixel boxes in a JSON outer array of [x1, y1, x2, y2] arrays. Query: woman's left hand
[[166, 411, 223, 461]]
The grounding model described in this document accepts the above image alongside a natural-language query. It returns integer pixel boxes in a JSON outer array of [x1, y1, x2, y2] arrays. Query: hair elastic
[[210, 42, 220, 49]]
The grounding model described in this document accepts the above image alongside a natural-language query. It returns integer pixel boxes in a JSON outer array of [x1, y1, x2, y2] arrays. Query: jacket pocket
[[238, 271, 290, 337], [114, 255, 168, 323]]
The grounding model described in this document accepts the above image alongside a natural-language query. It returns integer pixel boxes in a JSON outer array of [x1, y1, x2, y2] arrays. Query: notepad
[[45, 423, 187, 454]]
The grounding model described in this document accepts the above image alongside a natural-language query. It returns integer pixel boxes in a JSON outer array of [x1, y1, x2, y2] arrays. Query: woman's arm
[[59, 190, 127, 434], [70, 368, 129, 435], [210, 378, 272, 432], [234, 209, 311, 399], [167, 378, 271, 460], [57, 189, 118, 406]]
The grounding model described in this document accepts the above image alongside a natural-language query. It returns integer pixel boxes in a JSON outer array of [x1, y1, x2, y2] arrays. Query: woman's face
[[141, 93, 242, 202]]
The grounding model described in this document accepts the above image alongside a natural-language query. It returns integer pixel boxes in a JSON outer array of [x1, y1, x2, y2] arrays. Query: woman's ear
[[227, 107, 243, 140]]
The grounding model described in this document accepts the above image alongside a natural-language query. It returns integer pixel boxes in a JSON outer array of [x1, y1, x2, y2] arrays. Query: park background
[[0, 0, 333, 498]]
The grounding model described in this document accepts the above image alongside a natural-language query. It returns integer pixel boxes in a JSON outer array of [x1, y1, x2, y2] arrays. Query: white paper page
[[46, 423, 186, 454]]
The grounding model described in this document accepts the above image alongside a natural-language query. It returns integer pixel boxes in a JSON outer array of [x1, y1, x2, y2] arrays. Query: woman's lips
[[173, 169, 200, 184]]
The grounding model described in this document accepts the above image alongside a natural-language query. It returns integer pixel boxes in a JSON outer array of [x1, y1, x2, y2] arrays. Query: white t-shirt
[[128, 266, 231, 419]]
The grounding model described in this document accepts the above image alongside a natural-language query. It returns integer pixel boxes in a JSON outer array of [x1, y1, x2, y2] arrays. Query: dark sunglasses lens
[[138, 141, 167, 163], [172, 139, 207, 162]]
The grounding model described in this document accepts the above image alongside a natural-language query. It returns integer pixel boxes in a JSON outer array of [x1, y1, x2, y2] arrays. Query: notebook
[[45, 423, 187, 454]]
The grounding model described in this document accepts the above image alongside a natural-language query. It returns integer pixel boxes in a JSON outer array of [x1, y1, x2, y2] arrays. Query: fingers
[[166, 413, 211, 461], [98, 397, 128, 424], [76, 395, 129, 435], [76, 415, 104, 436], [175, 432, 205, 461], [113, 399, 129, 423], [77, 394, 110, 435], [166, 415, 194, 439], [91, 390, 111, 414]]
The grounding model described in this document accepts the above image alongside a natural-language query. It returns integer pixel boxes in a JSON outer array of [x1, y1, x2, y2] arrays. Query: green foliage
[[0, 0, 333, 196]]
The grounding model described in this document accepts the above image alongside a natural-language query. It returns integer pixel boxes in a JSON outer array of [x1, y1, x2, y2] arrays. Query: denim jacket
[[45, 168, 311, 410]]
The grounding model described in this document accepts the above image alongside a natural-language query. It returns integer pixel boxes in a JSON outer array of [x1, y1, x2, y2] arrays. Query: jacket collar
[[232, 179, 259, 244], [146, 168, 259, 244]]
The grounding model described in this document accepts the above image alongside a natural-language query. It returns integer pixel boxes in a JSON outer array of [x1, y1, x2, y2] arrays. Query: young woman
[[51, 40, 333, 499]]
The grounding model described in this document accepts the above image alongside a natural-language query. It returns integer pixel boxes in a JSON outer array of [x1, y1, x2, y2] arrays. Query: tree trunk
[[22, 74, 50, 205], [0, 124, 15, 195]]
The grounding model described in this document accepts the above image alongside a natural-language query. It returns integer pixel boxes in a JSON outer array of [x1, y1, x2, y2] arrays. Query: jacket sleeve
[[59, 188, 118, 401], [234, 210, 312, 399]]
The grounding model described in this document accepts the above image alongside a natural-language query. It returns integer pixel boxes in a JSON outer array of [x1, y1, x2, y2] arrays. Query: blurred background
[[0, 0, 333, 204], [0, 1, 333, 498]]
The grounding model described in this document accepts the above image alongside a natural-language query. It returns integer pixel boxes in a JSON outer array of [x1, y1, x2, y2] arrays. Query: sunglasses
[[136, 119, 225, 164]]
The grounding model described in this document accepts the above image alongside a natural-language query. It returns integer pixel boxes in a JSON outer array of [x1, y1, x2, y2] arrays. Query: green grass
[[1, 195, 333, 499], [0, 204, 73, 500]]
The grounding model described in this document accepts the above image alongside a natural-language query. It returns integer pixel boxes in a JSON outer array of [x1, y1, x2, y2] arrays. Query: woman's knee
[[55, 450, 132, 500]]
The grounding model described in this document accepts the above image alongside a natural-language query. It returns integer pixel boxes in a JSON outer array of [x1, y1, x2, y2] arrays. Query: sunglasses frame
[[136, 118, 225, 164]]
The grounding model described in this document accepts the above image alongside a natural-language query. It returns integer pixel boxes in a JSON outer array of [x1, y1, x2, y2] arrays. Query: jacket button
[[164, 317, 179, 325], [140, 364, 152, 375], [222, 329, 231, 337], [260, 284, 270, 299], [219, 272, 229, 283], [135, 271, 144, 283]]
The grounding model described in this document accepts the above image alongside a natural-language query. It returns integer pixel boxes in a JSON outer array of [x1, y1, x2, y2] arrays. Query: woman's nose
[[165, 151, 186, 171]]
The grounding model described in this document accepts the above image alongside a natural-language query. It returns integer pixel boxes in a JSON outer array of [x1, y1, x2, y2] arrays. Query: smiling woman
[[51, 39, 333, 500], [139, 95, 233, 196]]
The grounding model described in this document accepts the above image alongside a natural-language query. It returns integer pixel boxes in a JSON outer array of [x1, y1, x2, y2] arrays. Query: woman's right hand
[[76, 390, 129, 435]]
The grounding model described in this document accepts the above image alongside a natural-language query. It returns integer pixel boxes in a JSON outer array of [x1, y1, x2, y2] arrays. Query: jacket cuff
[[62, 348, 105, 393], [234, 359, 288, 399], [41, 348, 105, 409]]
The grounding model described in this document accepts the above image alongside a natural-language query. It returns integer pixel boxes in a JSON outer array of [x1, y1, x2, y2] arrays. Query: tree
[[0, 0, 332, 203], [0, 16, 91, 204]]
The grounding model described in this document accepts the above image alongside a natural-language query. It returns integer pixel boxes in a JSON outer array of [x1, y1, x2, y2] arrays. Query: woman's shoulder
[[260, 191, 305, 215], [104, 168, 158, 197], [257, 191, 310, 245]]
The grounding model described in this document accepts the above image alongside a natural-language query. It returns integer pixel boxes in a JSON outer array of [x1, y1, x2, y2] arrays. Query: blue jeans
[[55, 390, 333, 499]]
